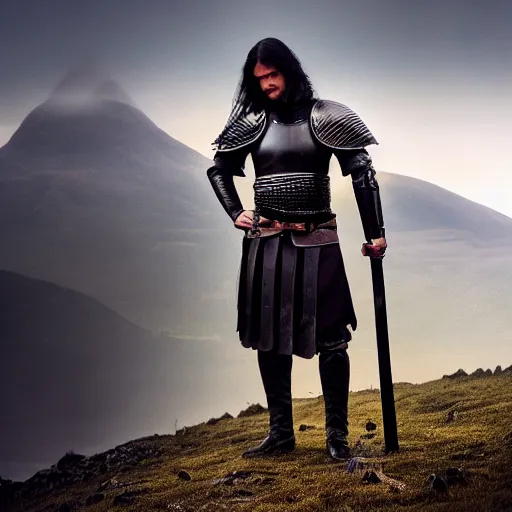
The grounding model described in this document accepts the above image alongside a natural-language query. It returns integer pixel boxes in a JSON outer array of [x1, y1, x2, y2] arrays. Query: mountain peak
[[48, 62, 136, 109]]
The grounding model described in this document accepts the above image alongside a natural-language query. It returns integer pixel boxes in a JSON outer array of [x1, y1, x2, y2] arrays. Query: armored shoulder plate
[[310, 99, 378, 149], [212, 109, 267, 152]]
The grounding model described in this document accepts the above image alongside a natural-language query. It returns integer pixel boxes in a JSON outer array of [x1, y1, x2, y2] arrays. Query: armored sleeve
[[334, 148, 385, 242], [206, 147, 250, 223]]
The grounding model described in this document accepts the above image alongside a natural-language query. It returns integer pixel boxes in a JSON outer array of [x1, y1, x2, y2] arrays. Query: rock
[[365, 420, 377, 432], [85, 493, 105, 505], [502, 365, 512, 374], [362, 471, 381, 484], [299, 424, 315, 431], [112, 488, 149, 506], [98, 477, 120, 491], [56, 451, 87, 471], [429, 475, 448, 493], [445, 467, 467, 486], [16, 440, 165, 500], [484, 369, 493, 377], [442, 369, 468, 379], [207, 412, 234, 425], [237, 403, 266, 418], [446, 410, 459, 422], [113, 491, 136, 506], [494, 365, 502, 374], [178, 470, 191, 481], [471, 368, 485, 377]]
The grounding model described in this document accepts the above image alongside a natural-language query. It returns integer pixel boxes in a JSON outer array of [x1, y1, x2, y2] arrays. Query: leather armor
[[207, 98, 385, 242]]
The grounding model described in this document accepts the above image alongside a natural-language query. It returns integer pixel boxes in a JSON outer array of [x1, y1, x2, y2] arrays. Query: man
[[206, 38, 386, 461]]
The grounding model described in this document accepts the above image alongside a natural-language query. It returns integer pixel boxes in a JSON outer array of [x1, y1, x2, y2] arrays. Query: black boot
[[319, 349, 351, 460], [242, 350, 295, 457]]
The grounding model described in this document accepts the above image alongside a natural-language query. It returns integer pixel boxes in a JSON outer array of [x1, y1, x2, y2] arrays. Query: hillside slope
[[2, 370, 511, 512]]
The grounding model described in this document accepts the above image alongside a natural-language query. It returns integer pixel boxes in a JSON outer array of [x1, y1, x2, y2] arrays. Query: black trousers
[[258, 346, 350, 437]]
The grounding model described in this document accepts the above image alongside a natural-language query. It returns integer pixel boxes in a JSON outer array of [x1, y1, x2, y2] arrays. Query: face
[[253, 61, 285, 100]]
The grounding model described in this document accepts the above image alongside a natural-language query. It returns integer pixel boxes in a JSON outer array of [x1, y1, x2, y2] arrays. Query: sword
[[363, 245, 399, 453]]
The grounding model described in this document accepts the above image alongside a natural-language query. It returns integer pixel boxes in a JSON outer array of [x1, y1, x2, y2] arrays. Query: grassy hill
[[2, 370, 511, 512]]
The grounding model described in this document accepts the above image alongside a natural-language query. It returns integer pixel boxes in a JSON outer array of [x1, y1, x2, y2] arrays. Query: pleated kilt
[[236, 231, 357, 359]]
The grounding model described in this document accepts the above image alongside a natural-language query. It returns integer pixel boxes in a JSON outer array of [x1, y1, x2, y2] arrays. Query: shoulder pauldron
[[310, 99, 378, 149], [212, 109, 267, 152]]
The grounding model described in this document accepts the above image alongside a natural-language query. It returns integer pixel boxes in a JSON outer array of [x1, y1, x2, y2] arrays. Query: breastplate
[[251, 107, 334, 222], [251, 112, 331, 177]]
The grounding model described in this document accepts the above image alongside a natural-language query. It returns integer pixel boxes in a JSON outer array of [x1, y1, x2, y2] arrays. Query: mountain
[[0, 67, 238, 338], [355, 171, 512, 238]]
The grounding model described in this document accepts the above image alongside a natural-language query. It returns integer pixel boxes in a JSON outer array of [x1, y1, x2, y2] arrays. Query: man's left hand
[[362, 237, 387, 258]]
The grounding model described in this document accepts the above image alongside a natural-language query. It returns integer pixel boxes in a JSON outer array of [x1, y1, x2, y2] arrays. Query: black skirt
[[236, 231, 357, 359]]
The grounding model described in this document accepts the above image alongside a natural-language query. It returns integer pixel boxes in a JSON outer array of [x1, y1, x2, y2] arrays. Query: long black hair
[[238, 37, 317, 113], [213, 38, 317, 149]]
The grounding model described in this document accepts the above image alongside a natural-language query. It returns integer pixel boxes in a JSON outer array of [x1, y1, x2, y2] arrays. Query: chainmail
[[253, 173, 331, 217]]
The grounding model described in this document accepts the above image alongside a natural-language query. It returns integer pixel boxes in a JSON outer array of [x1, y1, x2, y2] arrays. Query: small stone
[[113, 492, 135, 506], [178, 470, 191, 481], [365, 420, 377, 432], [446, 410, 459, 422], [430, 475, 448, 493], [445, 467, 467, 485]]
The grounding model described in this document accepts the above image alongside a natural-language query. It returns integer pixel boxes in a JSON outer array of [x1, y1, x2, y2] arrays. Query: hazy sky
[[1, 0, 511, 215]]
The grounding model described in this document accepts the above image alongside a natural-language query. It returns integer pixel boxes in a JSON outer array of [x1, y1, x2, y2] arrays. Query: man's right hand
[[234, 210, 271, 230], [234, 210, 255, 230]]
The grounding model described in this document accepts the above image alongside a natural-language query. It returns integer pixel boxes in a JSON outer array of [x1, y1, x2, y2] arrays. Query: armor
[[253, 173, 332, 221], [310, 99, 378, 149], [207, 84, 388, 464], [212, 99, 377, 152], [207, 98, 385, 243]]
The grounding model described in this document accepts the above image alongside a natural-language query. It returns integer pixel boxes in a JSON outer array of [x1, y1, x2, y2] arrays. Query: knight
[[206, 37, 386, 461]]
